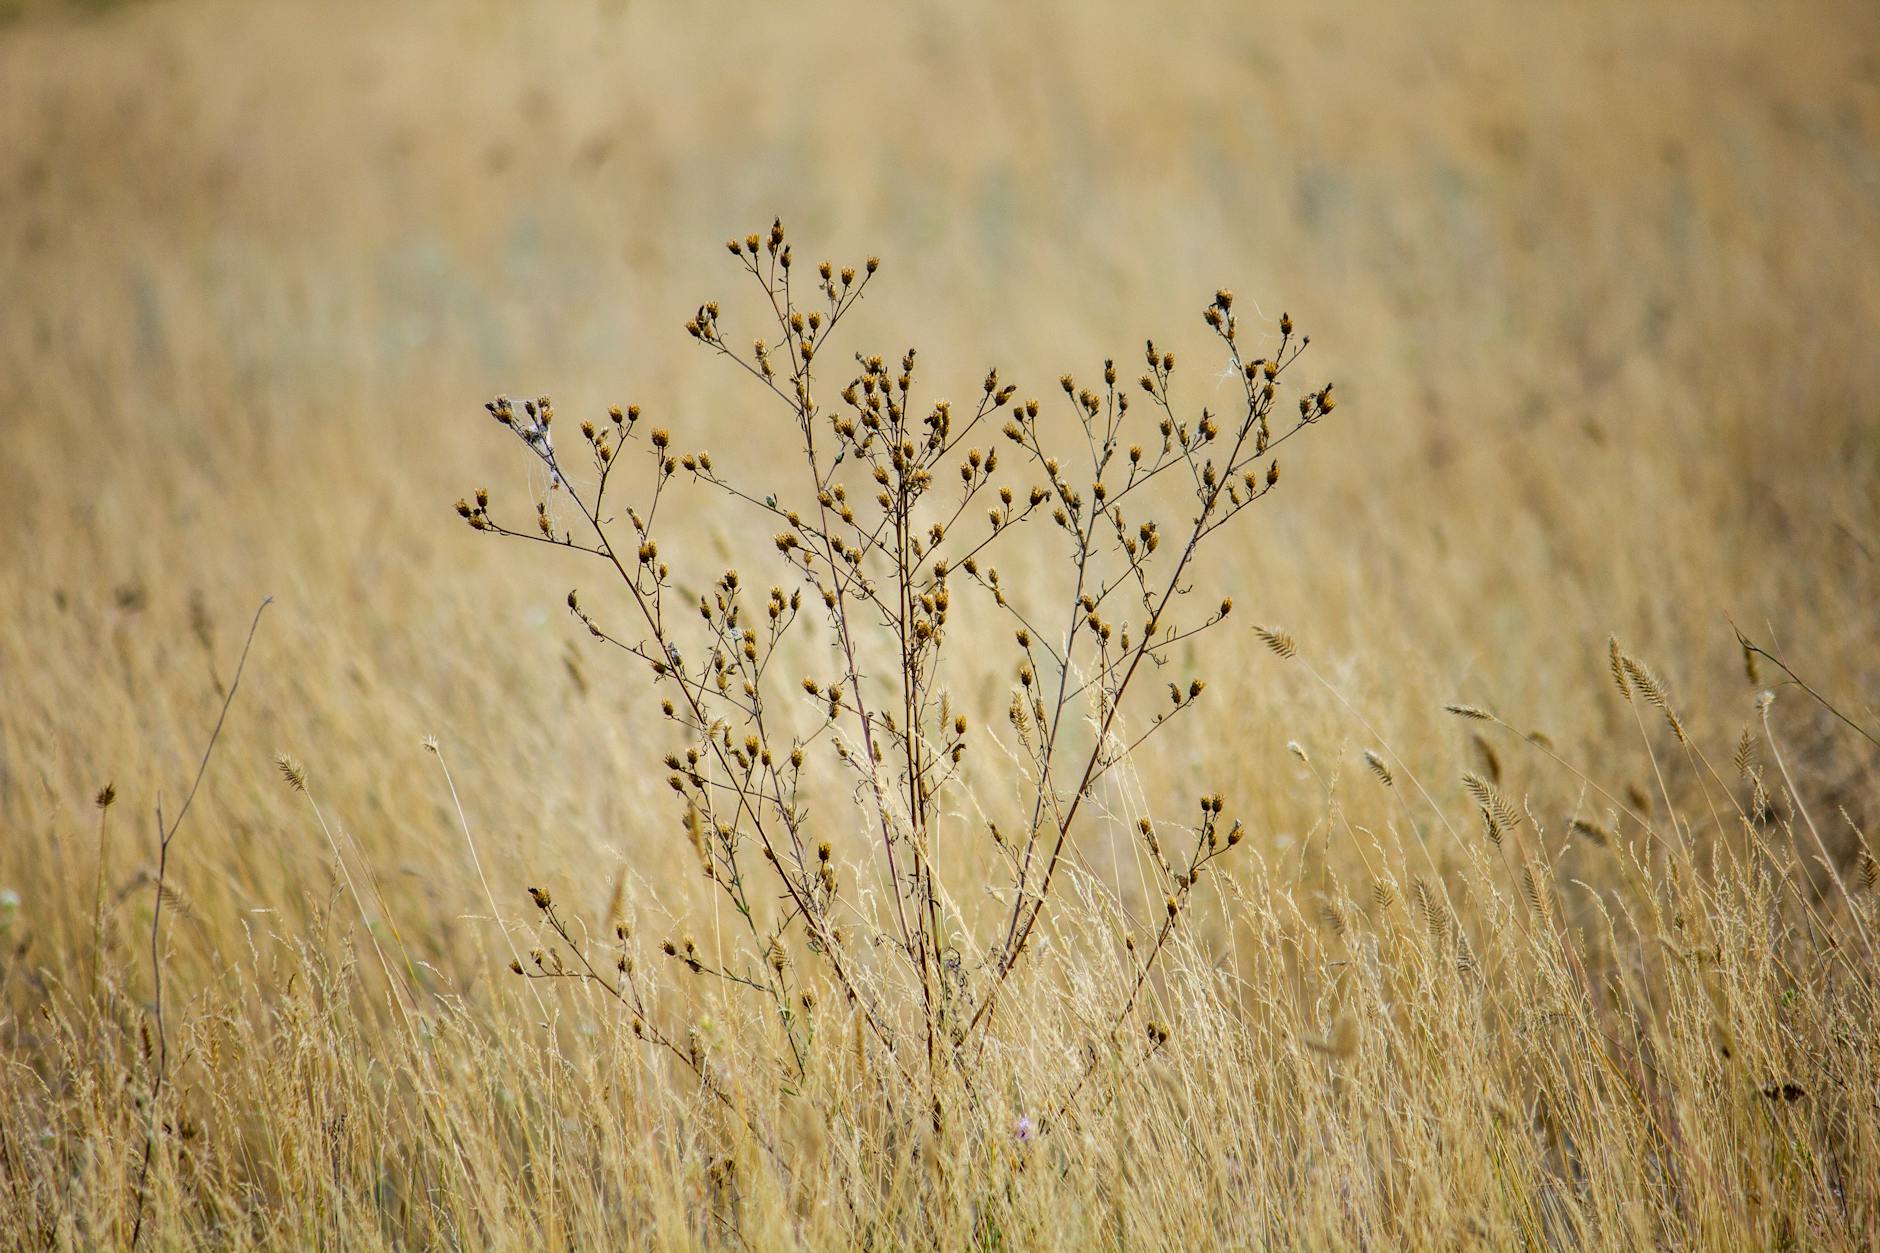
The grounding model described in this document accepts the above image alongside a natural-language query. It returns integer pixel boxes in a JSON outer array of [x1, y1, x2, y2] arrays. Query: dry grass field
[[3, 0, 1879, 1247]]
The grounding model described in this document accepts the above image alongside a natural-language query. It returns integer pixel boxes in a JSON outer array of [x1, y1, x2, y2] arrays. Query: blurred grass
[[2, 0, 1878, 1245], [6, 0, 1873, 888]]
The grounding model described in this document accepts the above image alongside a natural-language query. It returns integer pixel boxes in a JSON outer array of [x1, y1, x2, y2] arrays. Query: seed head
[[275, 755, 307, 792]]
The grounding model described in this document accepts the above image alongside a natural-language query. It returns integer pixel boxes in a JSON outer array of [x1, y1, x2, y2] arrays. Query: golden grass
[[2, 0, 1878, 1247]]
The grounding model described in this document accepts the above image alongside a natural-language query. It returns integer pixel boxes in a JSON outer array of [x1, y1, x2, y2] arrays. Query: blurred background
[[2, 0, 1876, 992]]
